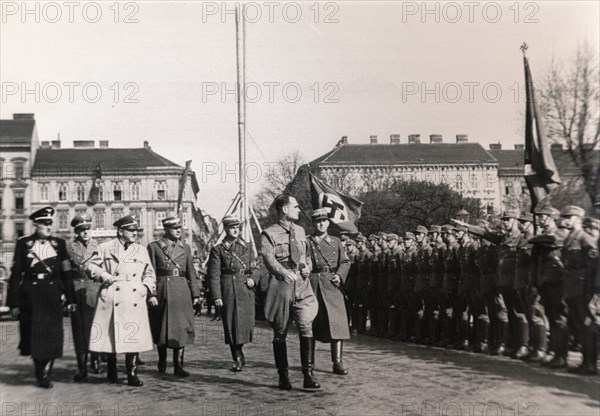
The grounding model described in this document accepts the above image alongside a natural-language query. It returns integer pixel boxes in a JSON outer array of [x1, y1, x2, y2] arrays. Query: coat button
[[115, 303, 119, 306], [133, 288, 136, 292], [116, 287, 120, 291], [115, 272, 119, 276], [133, 273, 137, 277], [134, 303, 137, 307]]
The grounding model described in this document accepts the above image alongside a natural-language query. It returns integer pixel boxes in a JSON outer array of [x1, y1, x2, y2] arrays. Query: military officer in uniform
[[400, 232, 418, 342], [307, 209, 351, 374], [353, 235, 371, 334], [439, 225, 461, 348], [385, 233, 402, 339], [148, 216, 200, 376], [260, 195, 319, 390], [208, 215, 259, 371], [560, 206, 598, 374], [87, 215, 158, 386], [414, 226, 432, 344], [428, 225, 446, 345], [67, 213, 102, 381], [7, 206, 76, 388]]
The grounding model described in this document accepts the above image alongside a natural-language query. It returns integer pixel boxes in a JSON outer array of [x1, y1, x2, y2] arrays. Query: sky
[[1, 1, 599, 217]]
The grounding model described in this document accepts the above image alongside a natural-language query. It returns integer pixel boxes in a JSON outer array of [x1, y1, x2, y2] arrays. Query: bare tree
[[542, 40, 600, 203]]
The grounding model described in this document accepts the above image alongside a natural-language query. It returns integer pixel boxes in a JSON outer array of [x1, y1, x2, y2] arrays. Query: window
[[113, 182, 122, 201], [182, 213, 188, 229], [94, 210, 105, 229], [505, 186, 510, 195], [40, 184, 49, 201], [15, 222, 25, 239], [76, 183, 86, 202], [14, 191, 24, 213], [58, 184, 68, 201], [58, 212, 68, 231], [156, 211, 167, 228], [155, 181, 167, 200], [131, 182, 141, 201], [98, 185, 104, 202], [14, 161, 25, 180], [521, 186, 527, 195], [112, 209, 124, 224], [456, 177, 464, 192]]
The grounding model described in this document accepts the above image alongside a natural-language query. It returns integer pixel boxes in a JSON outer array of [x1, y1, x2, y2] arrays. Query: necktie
[[289, 225, 301, 268]]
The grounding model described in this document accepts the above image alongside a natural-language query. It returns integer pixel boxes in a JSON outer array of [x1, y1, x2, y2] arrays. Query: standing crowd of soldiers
[[342, 205, 600, 375]]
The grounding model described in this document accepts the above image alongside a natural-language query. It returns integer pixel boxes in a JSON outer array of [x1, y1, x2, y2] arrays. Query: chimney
[[551, 143, 563, 150], [390, 134, 400, 144], [369, 135, 378, 144], [73, 140, 95, 148], [13, 113, 35, 120], [51, 140, 61, 149], [514, 144, 524, 150], [456, 134, 468, 143], [40, 141, 50, 148], [489, 143, 502, 150], [340, 136, 348, 145], [408, 134, 420, 144], [144, 140, 150, 149], [429, 134, 443, 143], [99, 140, 109, 148]]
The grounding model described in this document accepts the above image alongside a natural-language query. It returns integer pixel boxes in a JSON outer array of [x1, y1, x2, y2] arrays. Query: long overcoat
[[147, 237, 200, 348], [307, 234, 351, 342], [208, 238, 259, 345], [88, 238, 156, 353], [7, 234, 74, 359]]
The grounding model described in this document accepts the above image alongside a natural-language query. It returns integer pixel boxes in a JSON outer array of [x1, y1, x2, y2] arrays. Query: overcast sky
[[2, 1, 598, 217]]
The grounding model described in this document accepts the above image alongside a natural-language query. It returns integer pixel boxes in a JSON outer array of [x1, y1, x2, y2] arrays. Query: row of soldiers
[[7, 207, 201, 388], [341, 206, 600, 375]]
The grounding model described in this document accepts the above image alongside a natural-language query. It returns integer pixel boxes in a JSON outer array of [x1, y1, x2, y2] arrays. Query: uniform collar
[[312, 233, 331, 244], [278, 220, 293, 232]]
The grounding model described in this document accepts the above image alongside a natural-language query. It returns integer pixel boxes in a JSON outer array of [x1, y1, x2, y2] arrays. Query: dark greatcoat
[[147, 237, 200, 348], [307, 234, 351, 342], [7, 234, 74, 359], [67, 237, 102, 355], [208, 238, 259, 345]]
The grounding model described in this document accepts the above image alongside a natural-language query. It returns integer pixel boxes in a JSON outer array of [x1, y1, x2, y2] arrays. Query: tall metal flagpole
[[235, 4, 249, 245]]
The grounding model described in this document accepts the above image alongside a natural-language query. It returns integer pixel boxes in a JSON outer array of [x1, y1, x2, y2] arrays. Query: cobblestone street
[[1, 316, 598, 416]]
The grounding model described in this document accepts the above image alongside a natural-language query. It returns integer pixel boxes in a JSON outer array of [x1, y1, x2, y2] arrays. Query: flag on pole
[[309, 172, 363, 234], [177, 160, 192, 215], [86, 163, 102, 206], [523, 50, 561, 212]]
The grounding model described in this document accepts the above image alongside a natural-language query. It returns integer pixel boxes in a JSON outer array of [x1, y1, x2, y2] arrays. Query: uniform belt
[[33, 273, 50, 280], [222, 269, 249, 275], [158, 269, 182, 277], [314, 266, 335, 273]]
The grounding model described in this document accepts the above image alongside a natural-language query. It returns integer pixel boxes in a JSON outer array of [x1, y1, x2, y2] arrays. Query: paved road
[[0, 315, 598, 416]]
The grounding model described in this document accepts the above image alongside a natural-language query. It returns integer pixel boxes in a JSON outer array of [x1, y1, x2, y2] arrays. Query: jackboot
[[173, 348, 190, 377], [388, 310, 400, 339], [569, 327, 598, 375], [90, 352, 102, 374], [399, 314, 409, 342], [273, 341, 291, 390], [427, 317, 440, 346], [157, 345, 167, 373], [454, 320, 469, 350], [490, 321, 508, 356], [473, 319, 489, 353], [35, 359, 54, 388], [230, 344, 243, 372], [331, 340, 348, 375], [106, 353, 118, 383], [547, 328, 568, 369], [300, 337, 320, 389], [126, 353, 143, 386], [413, 317, 424, 344], [512, 321, 530, 359], [239, 345, 246, 366], [73, 353, 88, 382], [435, 316, 452, 348], [525, 325, 547, 362]]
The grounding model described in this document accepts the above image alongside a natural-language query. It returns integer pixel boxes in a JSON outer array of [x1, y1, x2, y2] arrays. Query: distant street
[[1, 315, 598, 416]]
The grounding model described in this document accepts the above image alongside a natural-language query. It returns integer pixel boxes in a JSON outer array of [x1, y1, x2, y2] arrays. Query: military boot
[[90, 352, 102, 374], [300, 337, 320, 389], [473, 319, 489, 353], [331, 340, 348, 375], [35, 359, 54, 388], [173, 348, 190, 377], [525, 325, 547, 362], [490, 321, 508, 356], [106, 353, 118, 383], [126, 353, 143, 386], [273, 341, 291, 390], [512, 321, 530, 359], [427, 317, 440, 346], [547, 328, 568, 369], [157, 345, 167, 373], [230, 344, 243, 372], [73, 353, 88, 382]]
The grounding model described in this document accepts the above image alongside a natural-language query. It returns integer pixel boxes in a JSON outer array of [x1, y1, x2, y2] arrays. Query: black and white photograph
[[0, 1, 599, 415]]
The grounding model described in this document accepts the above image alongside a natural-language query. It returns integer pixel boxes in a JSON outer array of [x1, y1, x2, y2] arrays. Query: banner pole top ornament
[[520, 42, 528, 57]]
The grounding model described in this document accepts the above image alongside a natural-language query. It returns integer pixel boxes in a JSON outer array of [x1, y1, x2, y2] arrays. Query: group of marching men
[[6, 194, 354, 391], [341, 205, 600, 375]]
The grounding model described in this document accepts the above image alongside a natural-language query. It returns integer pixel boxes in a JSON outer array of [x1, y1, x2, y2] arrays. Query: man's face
[[403, 239, 414, 249], [429, 232, 439, 241], [518, 220, 531, 232], [35, 221, 53, 238], [416, 232, 425, 243], [225, 225, 240, 239], [76, 228, 91, 242], [387, 239, 397, 249], [442, 232, 454, 244], [119, 227, 137, 244], [380, 240, 389, 250], [166, 226, 182, 240], [584, 226, 599, 239], [283, 197, 300, 221], [456, 230, 466, 241], [561, 215, 580, 230], [502, 217, 515, 230], [314, 218, 329, 234]]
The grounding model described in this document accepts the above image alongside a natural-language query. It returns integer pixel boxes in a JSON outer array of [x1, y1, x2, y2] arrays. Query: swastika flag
[[309, 173, 363, 234]]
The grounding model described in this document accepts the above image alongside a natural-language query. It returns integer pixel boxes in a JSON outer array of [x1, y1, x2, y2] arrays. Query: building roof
[[315, 143, 497, 166], [489, 148, 594, 176], [31, 147, 180, 176], [0, 119, 35, 145]]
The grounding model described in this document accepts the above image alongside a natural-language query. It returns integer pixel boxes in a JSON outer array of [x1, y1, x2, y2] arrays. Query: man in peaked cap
[[413, 225, 432, 344], [352, 234, 371, 334], [560, 206, 599, 374], [7, 206, 76, 388], [148, 216, 200, 376], [208, 215, 260, 371], [426, 225, 446, 345], [87, 215, 158, 386], [67, 213, 103, 382], [398, 232, 418, 342]]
